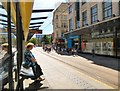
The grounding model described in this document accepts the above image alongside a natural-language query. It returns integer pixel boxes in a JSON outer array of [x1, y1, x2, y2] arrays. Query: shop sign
[[96, 33, 113, 38], [69, 36, 79, 39]]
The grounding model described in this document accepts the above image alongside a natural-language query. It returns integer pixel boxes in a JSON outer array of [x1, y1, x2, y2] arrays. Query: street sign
[[29, 29, 42, 34]]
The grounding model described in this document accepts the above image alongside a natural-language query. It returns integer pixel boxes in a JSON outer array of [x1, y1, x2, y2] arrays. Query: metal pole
[[114, 19, 118, 58], [78, 35, 81, 51], [115, 28, 117, 58], [7, 1, 14, 90], [16, 2, 23, 90]]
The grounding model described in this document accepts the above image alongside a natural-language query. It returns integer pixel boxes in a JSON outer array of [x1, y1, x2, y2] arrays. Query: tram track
[[34, 48, 118, 89]]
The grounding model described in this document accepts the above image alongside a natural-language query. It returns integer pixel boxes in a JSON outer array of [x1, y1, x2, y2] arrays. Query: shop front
[[56, 38, 65, 48], [80, 17, 120, 57], [67, 35, 79, 49]]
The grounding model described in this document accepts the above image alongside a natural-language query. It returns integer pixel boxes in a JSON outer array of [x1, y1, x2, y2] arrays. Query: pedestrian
[[72, 48, 77, 57], [92, 48, 95, 58], [23, 42, 45, 81]]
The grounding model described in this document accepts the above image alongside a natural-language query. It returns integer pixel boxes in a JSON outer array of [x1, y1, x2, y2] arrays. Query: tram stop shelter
[[0, 1, 53, 90]]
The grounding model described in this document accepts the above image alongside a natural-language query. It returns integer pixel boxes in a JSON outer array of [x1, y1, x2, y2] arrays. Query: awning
[[19, 1, 34, 41], [2, 1, 16, 26], [1, 1, 54, 41], [1, 0, 34, 41]]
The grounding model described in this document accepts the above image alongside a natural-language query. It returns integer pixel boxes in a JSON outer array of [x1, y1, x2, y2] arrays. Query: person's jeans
[[31, 62, 37, 79]]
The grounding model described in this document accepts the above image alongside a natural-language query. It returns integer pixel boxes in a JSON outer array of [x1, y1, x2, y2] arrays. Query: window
[[63, 15, 67, 20], [69, 19, 72, 31], [64, 23, 67, 28], [75, 0, 80, 28], [82, 11, 87, 27], [69, 5, 72, 14], [82, 0, 86, 5], [57, 31, 59, 37], [103, 0, 112, 20], [91, 5, 98, 24], [75, 0, 79, 10], [75, 17, 80, 29], [119, 1, 120, 15], [56, 23, 58, 28], [61, 32, 64, 37], [56, 15, 58, 19]]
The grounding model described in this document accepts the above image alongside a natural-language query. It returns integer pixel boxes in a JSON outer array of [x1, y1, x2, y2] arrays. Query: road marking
[[75, 69, 115, 89], [34, 48, 115, 89]]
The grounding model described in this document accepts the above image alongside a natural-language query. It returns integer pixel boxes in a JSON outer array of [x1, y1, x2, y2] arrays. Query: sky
[[32, 0, 66, 35], [0, 0, 66, 35]]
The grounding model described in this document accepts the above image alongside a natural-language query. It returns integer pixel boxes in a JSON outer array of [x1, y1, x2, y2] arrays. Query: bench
[[0, 52, 16, 90], [16, 66, 37, 90]]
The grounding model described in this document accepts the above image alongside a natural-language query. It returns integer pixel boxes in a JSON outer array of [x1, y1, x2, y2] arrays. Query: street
[[31, 47, 118, 89]]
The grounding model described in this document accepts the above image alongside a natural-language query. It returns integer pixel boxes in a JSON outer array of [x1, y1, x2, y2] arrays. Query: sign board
[[29, 29, 42, 34]]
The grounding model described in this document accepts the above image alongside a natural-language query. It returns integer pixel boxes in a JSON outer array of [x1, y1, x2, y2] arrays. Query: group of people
[[0, 42, 45, 81], [42, 45, 52, 53], [54, 46, 78, 56]]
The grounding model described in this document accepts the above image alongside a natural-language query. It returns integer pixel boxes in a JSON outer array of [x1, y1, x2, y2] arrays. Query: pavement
[[77, 53, 119, 71], [32, 47, 118, 90], [2, 47, 119, 90], [51, 49, 119, 71]]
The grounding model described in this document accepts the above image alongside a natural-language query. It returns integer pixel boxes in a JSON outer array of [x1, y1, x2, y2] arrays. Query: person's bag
[[35, 63, 43, 77], [22, 61, 31, 69]]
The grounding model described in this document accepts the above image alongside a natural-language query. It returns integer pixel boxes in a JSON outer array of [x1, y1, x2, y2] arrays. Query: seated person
[[1, 43, 9, 57], [23, 43, 45, 81]]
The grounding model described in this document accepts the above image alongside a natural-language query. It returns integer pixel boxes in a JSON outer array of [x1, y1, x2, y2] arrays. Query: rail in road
[[34, 47, 118, 89]]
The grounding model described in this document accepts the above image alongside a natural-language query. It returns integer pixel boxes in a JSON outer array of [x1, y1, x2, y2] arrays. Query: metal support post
[[78, 35, 81, 52], [113, 21, 118, 58], [7, 1, 14, 90], [115, 28, 118, 58], [16, 2, 23, 90]]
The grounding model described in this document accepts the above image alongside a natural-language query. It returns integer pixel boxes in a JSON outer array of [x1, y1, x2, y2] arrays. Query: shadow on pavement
[[56, 51, 72, 56], [52, 51, 120, 71], [24, 80, 48, 91], [78, 53, 119, 71], [54, 50, 119, 71]]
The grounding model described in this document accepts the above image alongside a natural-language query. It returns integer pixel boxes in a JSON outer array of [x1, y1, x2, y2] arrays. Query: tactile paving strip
[[62, 71, 97, 89]]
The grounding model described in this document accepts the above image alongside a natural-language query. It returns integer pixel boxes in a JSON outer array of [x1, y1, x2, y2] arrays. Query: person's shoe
[[37, 77, 45, 81]]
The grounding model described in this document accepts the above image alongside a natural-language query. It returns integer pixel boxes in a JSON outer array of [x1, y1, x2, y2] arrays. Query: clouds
[[32, 0, 66, 34]]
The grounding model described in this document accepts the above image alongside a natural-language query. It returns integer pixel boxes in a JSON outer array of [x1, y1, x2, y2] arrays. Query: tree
[[41, 35, 50, 44], [29, 38, 37, 45]]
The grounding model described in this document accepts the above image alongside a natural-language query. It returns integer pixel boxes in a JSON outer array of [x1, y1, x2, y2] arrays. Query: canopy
[[19, 1, 34, 41], [2, 0, 34, 41]]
